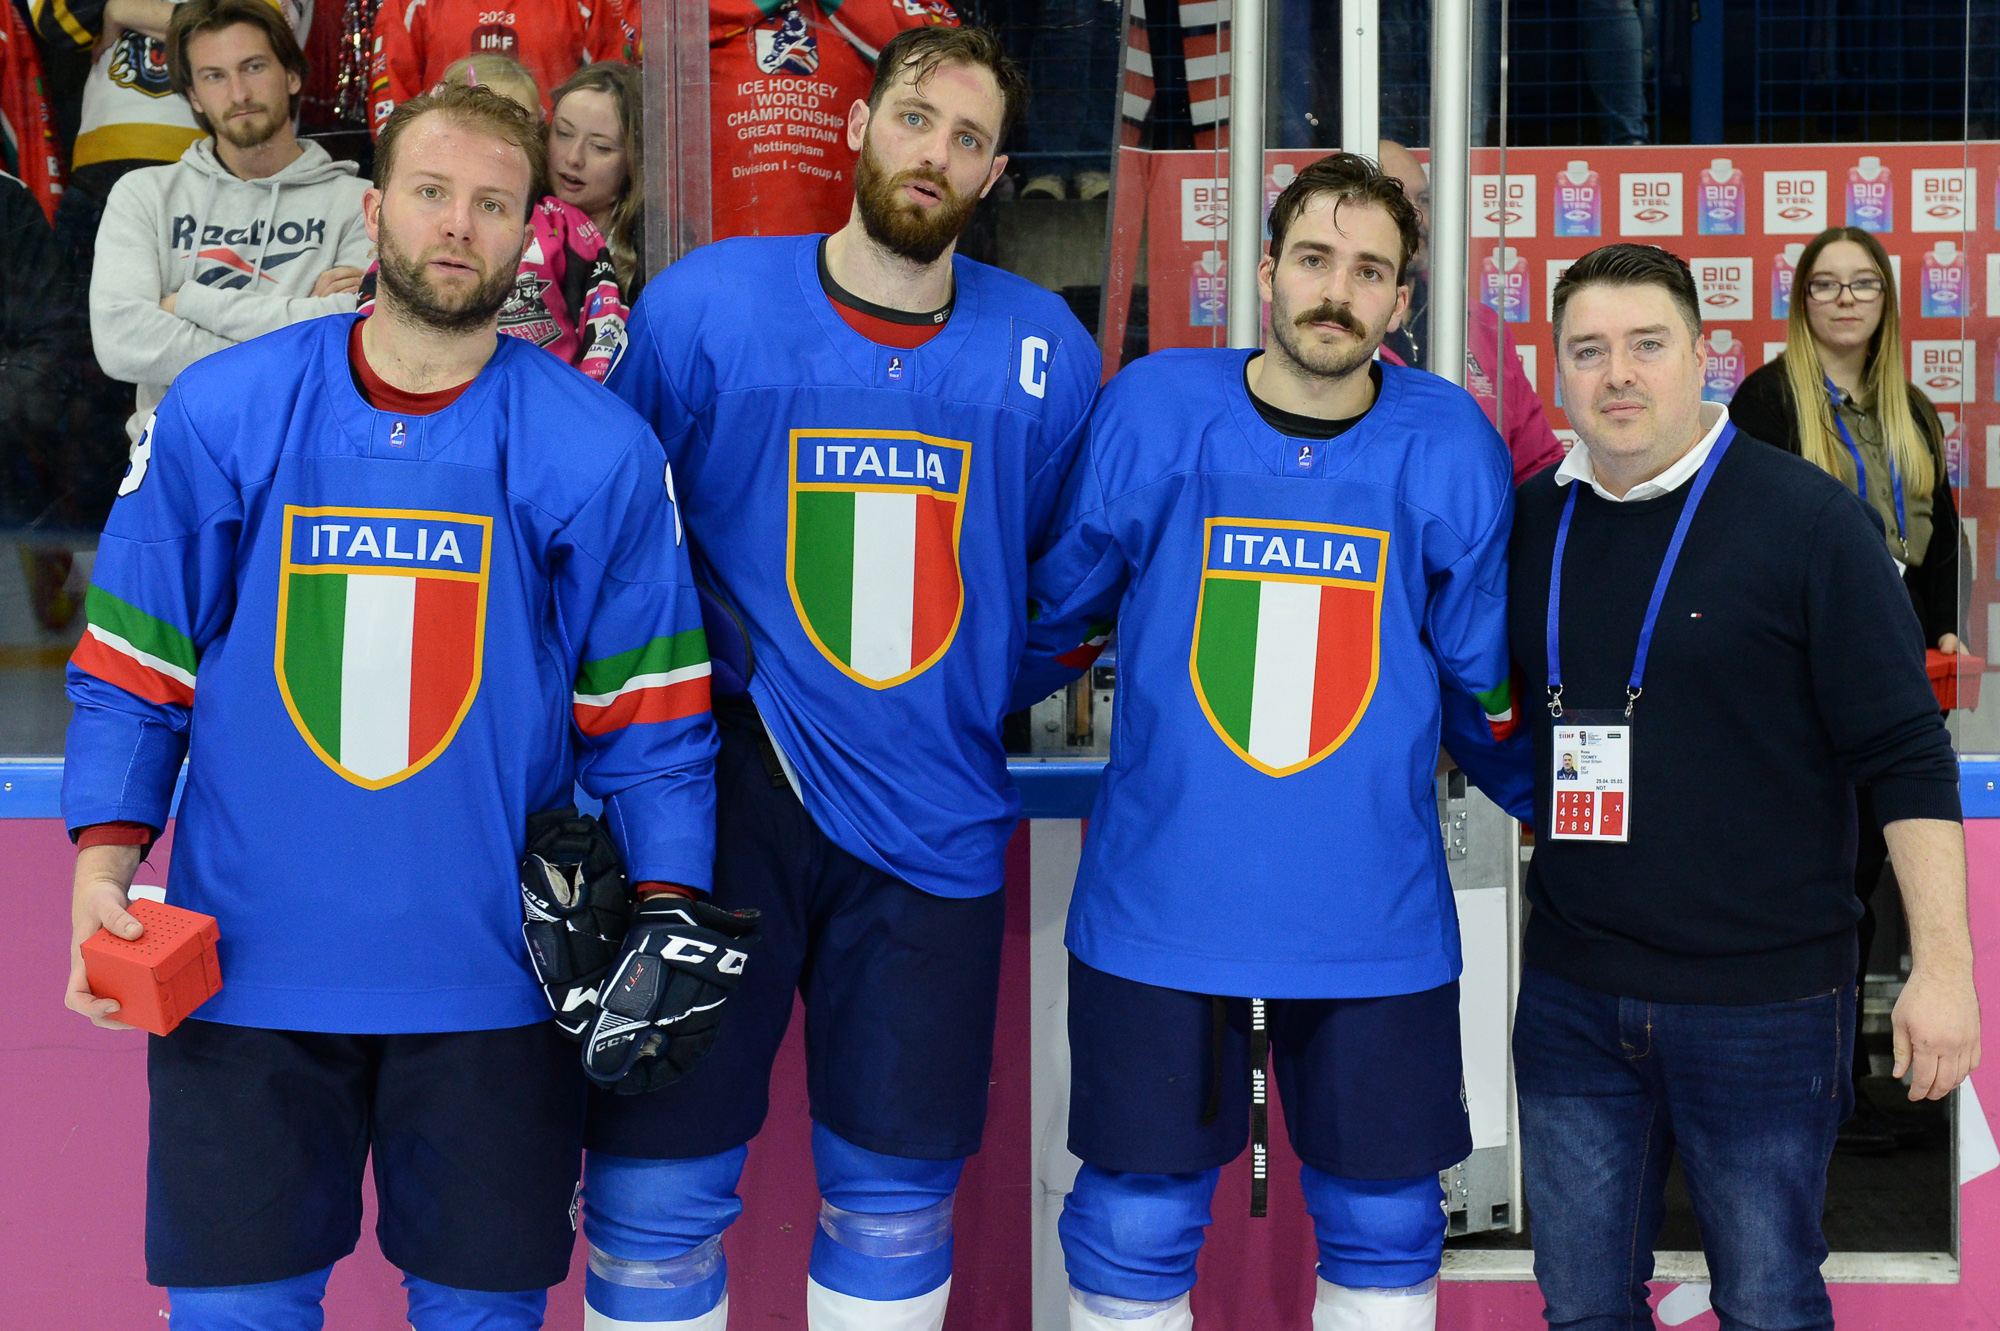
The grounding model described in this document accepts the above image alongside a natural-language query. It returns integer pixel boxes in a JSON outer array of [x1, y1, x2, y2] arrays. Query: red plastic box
[[1927, 649, 1986, 713], [81, 899, 222, 1036]]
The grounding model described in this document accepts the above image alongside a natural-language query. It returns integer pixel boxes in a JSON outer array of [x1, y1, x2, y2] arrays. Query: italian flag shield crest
[[1189, 517, 1389, 777], [274, 505, 492, 789], [787, 429, 970, 688]]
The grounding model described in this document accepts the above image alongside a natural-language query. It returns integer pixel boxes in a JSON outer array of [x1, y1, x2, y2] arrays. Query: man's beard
[[853, 135, 980, 265], [1267, 293, 1388, 381], [210, 100, 287, 150], [374, 224, 516, 335]]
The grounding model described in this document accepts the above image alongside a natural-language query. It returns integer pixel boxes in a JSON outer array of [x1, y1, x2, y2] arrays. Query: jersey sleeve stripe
[[572, 665, 712, 736], [574, 627, 708, 698], [71, 625, 197, 706], [1054, 621, 1115, 670], [85, 586, 199, 675], [1474, 679, 1516, 741]]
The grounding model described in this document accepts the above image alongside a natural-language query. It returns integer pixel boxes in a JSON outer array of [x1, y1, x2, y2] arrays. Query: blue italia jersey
[[64, 315, 718, 1033], [608, 235, 1098, 898], [1019, 352, 1526, 998]]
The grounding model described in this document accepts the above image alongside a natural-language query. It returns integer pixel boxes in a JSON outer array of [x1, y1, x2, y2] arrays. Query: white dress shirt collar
[[1556, 403, 1732, 503]]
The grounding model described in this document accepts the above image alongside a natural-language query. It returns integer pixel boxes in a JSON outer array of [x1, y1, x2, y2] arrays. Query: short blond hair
[[375, 82, 548, 210], [439, 52, 542, 118]]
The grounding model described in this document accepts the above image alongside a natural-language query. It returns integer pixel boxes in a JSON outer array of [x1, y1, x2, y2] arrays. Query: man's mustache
[[1293, 301, 1364, 336]]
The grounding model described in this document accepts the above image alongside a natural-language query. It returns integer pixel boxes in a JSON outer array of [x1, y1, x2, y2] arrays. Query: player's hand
[[584, 895, 760, 1094], [1939, 632, 1970, 656], [68, 844, 145, 1030], [1893, 959, 1981, 1101], [158, 292, 177, 316], [314, 267, 365, 298]]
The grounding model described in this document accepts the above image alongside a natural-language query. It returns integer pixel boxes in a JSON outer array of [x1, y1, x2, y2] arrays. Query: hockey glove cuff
[[519, 807, 632, 1040], [583, 895, 761, 1094]]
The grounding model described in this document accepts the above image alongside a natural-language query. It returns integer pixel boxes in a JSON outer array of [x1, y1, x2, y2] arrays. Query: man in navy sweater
[[1509, 243, 1978, 1331]]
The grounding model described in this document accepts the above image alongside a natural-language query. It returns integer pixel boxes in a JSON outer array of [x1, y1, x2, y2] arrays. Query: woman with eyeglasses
[[1732, 224, 1966, 1156]]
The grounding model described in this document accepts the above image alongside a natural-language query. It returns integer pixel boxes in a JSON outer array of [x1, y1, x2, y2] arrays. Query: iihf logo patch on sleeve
[[274, 506, 493, 789], [787, 429, 969, 689], [1189, 517, 1388, 776]]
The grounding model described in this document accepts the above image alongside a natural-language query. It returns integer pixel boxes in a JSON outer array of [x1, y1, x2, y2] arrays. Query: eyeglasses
[[1805, 277, 1886, 304]]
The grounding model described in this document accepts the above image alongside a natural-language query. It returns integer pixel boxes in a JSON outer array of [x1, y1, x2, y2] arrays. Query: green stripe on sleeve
[[576, 627, 711, 695], [1474, 679, 1514, 719], [86, 585, 199, 674]]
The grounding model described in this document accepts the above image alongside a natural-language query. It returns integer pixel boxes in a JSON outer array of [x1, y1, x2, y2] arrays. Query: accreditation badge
[[1549, 711, 1631, 842]]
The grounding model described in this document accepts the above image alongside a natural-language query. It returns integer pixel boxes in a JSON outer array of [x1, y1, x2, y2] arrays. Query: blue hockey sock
[[1058, 1164, 1219, 1304], [1298, 1165, 1446, 1289], [582, 1148, 745, 1323], [807, 1122, 962, 1301], [167, 1265, 332, 1330], [402, 1274, 548, 1330]]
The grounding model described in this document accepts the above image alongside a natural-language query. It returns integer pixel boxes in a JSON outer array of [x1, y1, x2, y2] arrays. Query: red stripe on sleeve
[[573, 676, 713, 737], [70, 632, 194, 707]]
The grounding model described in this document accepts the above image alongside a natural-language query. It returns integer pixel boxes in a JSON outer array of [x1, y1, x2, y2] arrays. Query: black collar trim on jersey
[[1243, 358, 1380, 440], [817, 237, 954, 326]]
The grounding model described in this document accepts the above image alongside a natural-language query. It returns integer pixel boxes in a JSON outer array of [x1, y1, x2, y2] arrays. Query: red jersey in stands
[[624, 0, 956, 239], [369, 0, 625, 135], [0, 2, 63, 220]]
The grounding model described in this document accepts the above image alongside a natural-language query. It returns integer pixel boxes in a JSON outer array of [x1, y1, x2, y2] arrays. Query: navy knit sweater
[[1508, 432, 1960, 1004]]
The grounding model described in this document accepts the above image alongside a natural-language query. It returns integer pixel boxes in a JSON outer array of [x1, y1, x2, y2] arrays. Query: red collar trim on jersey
[[349, 317, 473, 416]]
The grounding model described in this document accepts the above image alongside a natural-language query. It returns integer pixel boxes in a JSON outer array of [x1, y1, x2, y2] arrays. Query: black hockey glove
[[519, 807, 632, 1040], [583, 894, 761, 1094]]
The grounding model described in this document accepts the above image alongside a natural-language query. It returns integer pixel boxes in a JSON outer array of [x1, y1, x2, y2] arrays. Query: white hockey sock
[[1311, 1276, 1437, 1331], [584, 1293, 730, 1331], [1067, 1286, 1194, 1331], [805, 1276, 951, 1331]]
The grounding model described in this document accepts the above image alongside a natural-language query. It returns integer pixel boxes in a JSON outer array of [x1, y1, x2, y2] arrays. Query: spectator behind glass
[[1732, 227, 1963, 651], [547, 60, 643, 300], [1729, 225, 1968, 1155], [366, 0, 622, 137], [1376, 139, 1565, 485], [89, 0, 371, 445], [30, 0, 311, 286], [358, 55, 633, 381]]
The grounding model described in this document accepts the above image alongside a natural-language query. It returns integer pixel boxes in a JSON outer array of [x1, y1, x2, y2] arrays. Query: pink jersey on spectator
[[358, 196, 629, 382], [1380, 299, 1564, 487]]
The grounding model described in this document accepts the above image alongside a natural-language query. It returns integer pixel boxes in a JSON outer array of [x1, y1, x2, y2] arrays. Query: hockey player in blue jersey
[[60, 84, 720, 1331], [595, 25, 1098, 1331], [1019, 154, 1533, 1331]]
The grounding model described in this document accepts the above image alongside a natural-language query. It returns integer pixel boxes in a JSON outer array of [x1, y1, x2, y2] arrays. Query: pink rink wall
[[7, 812, 2000, 1328], [0, 817, 1030, 1330]]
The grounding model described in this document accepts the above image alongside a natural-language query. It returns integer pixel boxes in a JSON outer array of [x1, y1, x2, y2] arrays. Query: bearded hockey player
[[61, 83, 717, 1331], [597, 26, 1096, 1331], [1017, 153, 1531, 1331]]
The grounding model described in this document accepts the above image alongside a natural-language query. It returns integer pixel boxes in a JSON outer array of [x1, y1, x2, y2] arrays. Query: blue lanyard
[[1547, 424, 1737, 720], [1825, 376, 1905, 542]]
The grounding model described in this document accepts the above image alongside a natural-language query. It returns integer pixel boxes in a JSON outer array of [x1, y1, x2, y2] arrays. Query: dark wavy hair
[[868, 26, 1030, 148], [1550, 242, 1702, 345], [1266, 152, 1424, 280]]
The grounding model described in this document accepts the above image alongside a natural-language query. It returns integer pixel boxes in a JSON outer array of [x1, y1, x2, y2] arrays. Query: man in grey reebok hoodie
[[90, 0, 371, 445]]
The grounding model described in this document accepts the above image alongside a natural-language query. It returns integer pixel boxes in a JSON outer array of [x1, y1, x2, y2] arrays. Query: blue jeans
[[1514, 966, 1854, 1331]]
